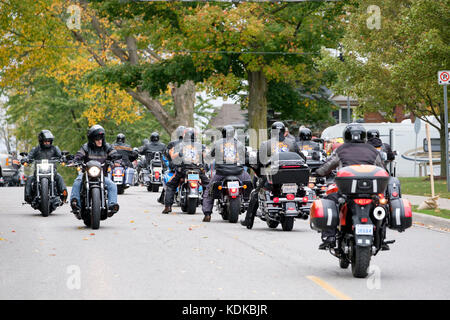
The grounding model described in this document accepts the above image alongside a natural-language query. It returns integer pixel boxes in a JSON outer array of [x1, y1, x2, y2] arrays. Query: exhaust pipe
[[373, 206, 386, 220]]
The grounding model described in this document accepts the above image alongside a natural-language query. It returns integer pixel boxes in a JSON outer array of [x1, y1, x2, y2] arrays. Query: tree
[[319, 0, 450, 177]]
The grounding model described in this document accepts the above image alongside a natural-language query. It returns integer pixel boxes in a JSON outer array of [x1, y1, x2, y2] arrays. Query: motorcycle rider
[[139, 132, 167, 166], [314, 123, 385, 250], [202, 125, 252, 222], [70, 125, 121, 218], [366, 129, 396, 163], [158, 126, 185, 204], [112, 133, 139, 186], [162, 127, 209, 214], [22, 130, 68, 205], [297, 127, 320, 152], [241, 121, 304, 227]]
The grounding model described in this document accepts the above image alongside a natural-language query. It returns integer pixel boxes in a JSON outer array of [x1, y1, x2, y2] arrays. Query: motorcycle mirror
[[20, 152, 28, 157]]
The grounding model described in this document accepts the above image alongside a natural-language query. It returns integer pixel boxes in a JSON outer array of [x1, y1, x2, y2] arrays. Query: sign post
[[414, 118, 421, 177], [438, 71, 449, 191]]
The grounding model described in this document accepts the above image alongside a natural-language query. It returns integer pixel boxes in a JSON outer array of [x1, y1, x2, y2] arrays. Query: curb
[[412, 211, 450, 232]]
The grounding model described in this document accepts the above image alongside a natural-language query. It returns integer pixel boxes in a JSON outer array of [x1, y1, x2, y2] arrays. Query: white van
[[320, 119, 442, 177]]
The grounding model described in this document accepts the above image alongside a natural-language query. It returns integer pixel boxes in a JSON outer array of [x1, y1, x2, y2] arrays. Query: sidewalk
[[403, 194, 450, 231]]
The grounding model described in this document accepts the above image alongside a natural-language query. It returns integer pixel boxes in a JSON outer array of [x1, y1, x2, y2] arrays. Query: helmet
[[221, 125, 235, 139], [38, 130, 54, 148], [271, 121, 286, 140], [116, 133, 125, 144], [87, 125, 106, 146], [142, 139, 149, 145], [183, 127, 196, 143], [150, 132, 160, 142], [298, 128, 312, 141], [175, 126, 186, 141], [367, 129, 380, 140], [343, 123, 366, 143]]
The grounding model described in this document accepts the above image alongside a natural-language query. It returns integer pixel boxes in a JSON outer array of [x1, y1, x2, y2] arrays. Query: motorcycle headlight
[[88, 166, 101, 177]]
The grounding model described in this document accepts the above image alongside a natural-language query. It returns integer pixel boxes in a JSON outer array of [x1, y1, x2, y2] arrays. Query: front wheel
[[351, 245, 372, 278], [90, 188, 101, 230], [40, 178, 50, 217], [227, 198, 241, 223]]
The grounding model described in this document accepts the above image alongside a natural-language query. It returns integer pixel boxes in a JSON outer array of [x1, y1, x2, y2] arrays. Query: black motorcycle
[[247, 152, 311, 231], [310, 164, 412, 278], [68, 160, 113, 229], [179, 167, 203, 214], [211, 176, 253, 223], [22, 154, 67, 217], [142, 151, 164, 192]]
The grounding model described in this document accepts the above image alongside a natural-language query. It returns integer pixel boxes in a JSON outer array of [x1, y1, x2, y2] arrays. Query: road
[[0, 186, 449, 300]]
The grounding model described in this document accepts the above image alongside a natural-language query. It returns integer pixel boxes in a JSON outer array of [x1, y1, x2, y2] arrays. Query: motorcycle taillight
[[190, 182, 198, 188], [155, 171, 160, 179], [354, 199, 372, 205]]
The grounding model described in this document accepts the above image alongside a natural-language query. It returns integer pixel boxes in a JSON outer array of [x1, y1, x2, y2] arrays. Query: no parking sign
[[438, 70, 450, 85]]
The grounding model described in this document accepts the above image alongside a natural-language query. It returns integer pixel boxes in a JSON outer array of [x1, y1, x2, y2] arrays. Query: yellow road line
[[306, 275, 352, 300]]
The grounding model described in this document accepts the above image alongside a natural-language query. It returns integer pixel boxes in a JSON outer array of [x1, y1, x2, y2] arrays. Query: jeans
[[70, 173, 117, 206]]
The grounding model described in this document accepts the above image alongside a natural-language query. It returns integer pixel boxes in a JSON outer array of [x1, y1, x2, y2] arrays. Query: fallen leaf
[[0, 238, 6, 241], [77, 227, 84, 230], [11, 230, 15, 233], [188, 227, 193, 231], [49, 254, 56, 256], [143, 210, 149, 213], [82, 237, 89, 240], [130, 220, 135, 223], [90, 233, 95, 236], [168, 228, 173, 231]]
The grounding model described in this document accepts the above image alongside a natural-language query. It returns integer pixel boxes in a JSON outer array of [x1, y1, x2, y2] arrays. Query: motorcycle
[[21, 153, 67, 217], [68, 160, 114, 230], [247, 152, 311, 231], [210, 176, 253, 223], [142, 151, 164, 192], [179, 168, 204, 214], [108, 160, 130, 194], [310, 164, 412, 278]]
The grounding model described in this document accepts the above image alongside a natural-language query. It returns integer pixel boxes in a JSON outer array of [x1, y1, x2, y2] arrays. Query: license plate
[[227, 181, 239, 189], [309, 176, 316, 183], [282, 183, 297, 194], [285, 202, 296, 211], [355, 224, 373, 235], [114, 176, 123, 182], [188, 174, 199, 181]]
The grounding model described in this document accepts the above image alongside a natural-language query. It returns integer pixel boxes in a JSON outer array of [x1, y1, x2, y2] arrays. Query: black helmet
[[175, 126, 186, 141], [150, 132, 160, 142], [38, 130, 54, 148], [367, 129, 380, 140], [87, 125, 106, 146], [343, 123, 366, 143], [298, 128, 312, 141], [116, 133, 125, 144], [221, 125, 235, 139], [183, 127, 196, 143], [271, 121, 286, 140]]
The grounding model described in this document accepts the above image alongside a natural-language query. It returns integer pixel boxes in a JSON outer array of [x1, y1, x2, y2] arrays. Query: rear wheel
[[267, 220, 279, 229], [351, 245, 371, 278], [187, 198, 198, 215], [40, 178, 50, 217], [281, 216, 294, 231], [152, 184, 159, 192], [90, 188, 101, 230], [227, 198, 241, 223]]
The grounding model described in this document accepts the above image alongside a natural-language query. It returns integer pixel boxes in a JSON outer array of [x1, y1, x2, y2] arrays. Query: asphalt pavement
[[0, 186, 449, 300]]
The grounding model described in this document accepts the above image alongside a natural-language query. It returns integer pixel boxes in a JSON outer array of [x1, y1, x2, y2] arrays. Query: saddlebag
[[310, 198, 339, 231], [388, 198, 412, 232]]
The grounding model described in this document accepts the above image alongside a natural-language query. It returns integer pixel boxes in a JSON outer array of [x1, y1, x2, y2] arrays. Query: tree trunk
[[171, 80, 196, 128], [248, 70, 268, 149]]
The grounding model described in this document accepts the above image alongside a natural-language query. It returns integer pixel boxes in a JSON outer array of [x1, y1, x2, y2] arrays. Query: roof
[[208, 103, 248, 129]]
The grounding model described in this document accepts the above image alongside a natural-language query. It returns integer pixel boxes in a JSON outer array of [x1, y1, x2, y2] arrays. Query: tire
[[40, 178, 50, 217], [152, 184, 159, 192], [227, 198, 240, 223], [339, 256, 350, 269], [267, 220, 279, 229], [281, 216, 294, 231], [221, 206, 229, 220], [351, 245, 372, 278], [187, 198, 197, 215], [147, 186, 152, 192], [90, 188, 101, 230]]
